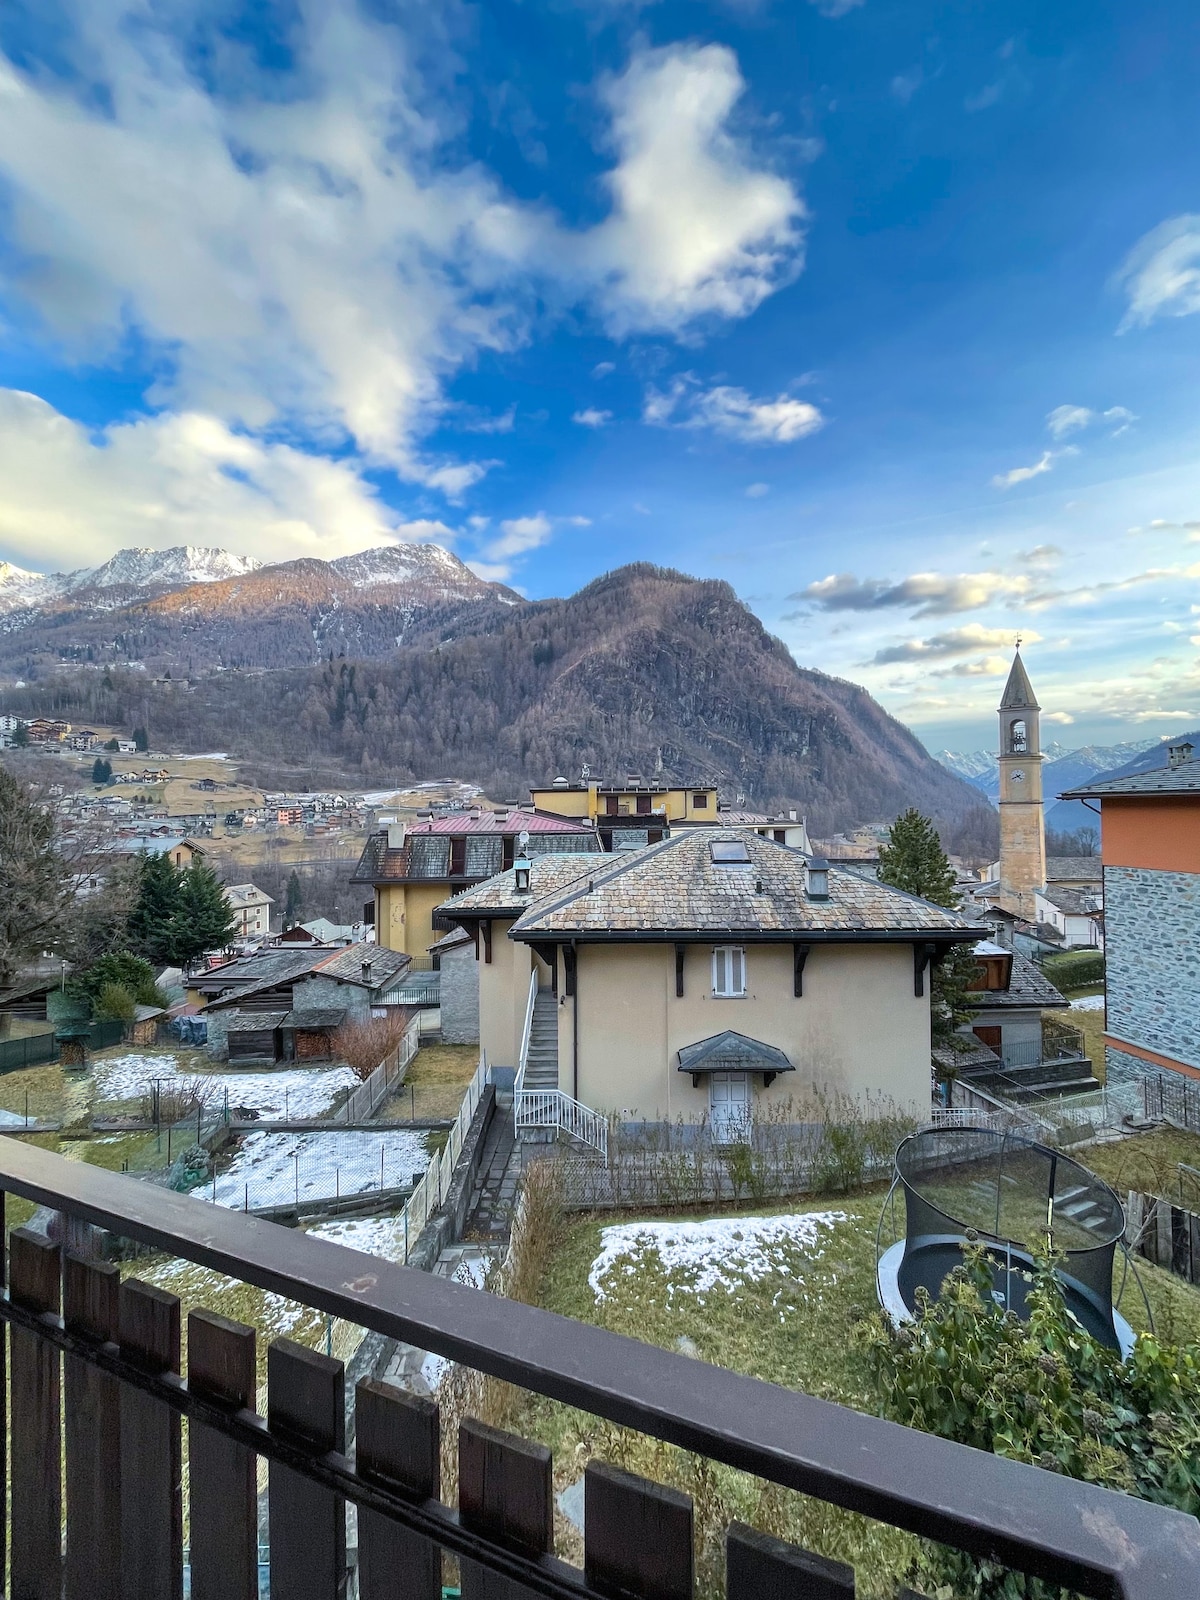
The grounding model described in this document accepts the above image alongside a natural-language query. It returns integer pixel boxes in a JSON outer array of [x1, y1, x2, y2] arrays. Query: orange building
[[1062, 743, 1200, 1083]]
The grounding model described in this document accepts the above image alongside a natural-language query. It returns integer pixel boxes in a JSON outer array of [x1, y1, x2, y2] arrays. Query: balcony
[[0, 1137, 1195, 1598]]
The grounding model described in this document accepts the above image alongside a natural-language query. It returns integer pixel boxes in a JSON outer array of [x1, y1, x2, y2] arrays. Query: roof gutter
[[506, 927, 986, 947]]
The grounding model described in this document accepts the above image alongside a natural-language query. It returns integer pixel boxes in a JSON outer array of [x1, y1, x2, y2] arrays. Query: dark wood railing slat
[[9, 1229, 62, 1600], [460, 1417, 554, 1600], [63, 1255, 123, 1600], [120, 1277, 183, 1600], [268, 1336, 347, 1600], [356, 1379, 442, 1600], [188, 1309, 259, 1600], [727, 1521, 855, 1600], [584, 1460, 694, 1600]]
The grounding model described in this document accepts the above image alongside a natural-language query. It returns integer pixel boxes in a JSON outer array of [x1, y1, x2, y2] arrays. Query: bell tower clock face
[[1010, 770, 1025, 784]]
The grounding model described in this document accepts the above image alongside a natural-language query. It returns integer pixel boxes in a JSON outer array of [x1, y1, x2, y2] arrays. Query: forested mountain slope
[[2, 564, 984, 836]]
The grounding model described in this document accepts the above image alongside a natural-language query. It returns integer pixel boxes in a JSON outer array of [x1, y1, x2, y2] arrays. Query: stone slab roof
[[1040, 884, 1098, 916], [218, 1009, 290, 1031], [967, 946, 1068, 1010], [436, 854, 601, 920], [1045, 856, 1103, 882], [1061, 761, 1200, 799], [309, 945, 411, 988], [676, 1030, 794, 1074], [284, 1007, 347, 1029], [505, 829, 984, 941]]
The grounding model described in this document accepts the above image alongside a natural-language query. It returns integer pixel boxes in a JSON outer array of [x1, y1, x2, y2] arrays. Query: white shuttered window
[[711, 946, 746, 997]]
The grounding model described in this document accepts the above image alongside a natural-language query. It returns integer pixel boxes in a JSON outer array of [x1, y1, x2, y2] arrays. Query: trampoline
[[876, 1125, 1142, 1356]]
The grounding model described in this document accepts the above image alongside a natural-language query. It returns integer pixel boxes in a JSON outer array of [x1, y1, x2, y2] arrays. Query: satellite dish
[[518, 830, 530, 850], [581, 763, 591, 782]]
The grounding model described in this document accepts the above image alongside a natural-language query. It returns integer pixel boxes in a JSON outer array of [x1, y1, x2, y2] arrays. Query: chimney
[[361, 958, 373, 984], [387, 822, 406, 850], [805, 857, 830, 901], [788, 809, 797, 823], [1168, 742, 1194, 770]]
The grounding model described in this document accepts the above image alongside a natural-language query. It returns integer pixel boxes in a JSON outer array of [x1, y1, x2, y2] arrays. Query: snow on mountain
[[935, 749, 1000, 785], [0, 561, 67, 612], [330, 541, 496, 598], [0, 545, 262, 614], [74, 546, 263, 591]]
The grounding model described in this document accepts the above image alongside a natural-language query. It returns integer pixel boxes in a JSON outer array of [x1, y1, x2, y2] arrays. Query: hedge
[[1041, 949, 1105, 990]]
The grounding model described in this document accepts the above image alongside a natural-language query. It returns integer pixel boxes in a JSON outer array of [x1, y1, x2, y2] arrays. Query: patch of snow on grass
[[308, 1213, 413, 1261], [215, 1128, 429, 1210], [1069, 994, 1105, 1011], [589, 1212, 848, 1303], [92, 1052, 359, 1118]]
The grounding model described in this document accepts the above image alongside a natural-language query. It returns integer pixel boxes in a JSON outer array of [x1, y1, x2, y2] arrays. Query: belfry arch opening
[[1008, 718, 1028, 754]]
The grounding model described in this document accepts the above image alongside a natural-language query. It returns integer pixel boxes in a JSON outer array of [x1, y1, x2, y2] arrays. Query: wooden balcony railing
[[0, 1136, 1197, 1599]]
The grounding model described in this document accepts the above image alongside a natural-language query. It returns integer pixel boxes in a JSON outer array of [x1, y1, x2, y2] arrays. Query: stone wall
[[1105, 864, 1200, 1072], [294, 975, 372, 1027], [440, 943, 480, 1045]]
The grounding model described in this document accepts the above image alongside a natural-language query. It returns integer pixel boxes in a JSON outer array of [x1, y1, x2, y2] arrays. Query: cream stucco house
[[439, 829, 984, 1140]]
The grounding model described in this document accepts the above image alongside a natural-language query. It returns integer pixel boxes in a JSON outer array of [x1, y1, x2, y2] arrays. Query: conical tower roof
[[999, 649, 1039, 711]]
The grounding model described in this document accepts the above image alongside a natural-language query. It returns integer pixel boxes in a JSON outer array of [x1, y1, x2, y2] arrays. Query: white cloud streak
[[799, 570, 1035, 618], [871, 624, 1039, 665], [1116, 215, 1200, 331], [991, 446, 1077, 489], [645, 377, 822, 443], [1046, 404, 1135, 438], [573, 408, 613, 428]]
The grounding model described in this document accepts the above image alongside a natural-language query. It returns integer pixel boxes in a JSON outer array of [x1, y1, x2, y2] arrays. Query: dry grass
[[378, 1043, 480, 1121]]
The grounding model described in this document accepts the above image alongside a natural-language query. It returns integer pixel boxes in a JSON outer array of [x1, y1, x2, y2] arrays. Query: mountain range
[[936, 738, 1174, 833], [0, 544, 988, 838]]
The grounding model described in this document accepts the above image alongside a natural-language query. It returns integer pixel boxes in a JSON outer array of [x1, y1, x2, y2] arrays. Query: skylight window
[[711, 839, 751, 865]]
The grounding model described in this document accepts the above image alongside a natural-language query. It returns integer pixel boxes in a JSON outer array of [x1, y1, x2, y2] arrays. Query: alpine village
[[1, 6, 1199, 1595]]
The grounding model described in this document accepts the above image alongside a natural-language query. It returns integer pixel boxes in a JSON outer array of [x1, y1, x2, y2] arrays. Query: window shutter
[[712, 947, 723, 995], [732, 947, 744, 995]]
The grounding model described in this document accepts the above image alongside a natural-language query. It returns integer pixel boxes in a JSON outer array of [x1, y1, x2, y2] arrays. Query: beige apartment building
[[440, 829, 982, 1133]]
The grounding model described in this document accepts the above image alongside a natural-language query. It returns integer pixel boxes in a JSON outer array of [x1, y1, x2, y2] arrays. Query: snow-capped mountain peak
[[330, 541, 479, 592], [75, 546, 263, 590]]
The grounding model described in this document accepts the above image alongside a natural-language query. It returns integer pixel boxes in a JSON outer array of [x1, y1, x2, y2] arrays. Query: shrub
[[70, 951, 166, 1012], [862, 1244, 1200, 1597], [1042, 950, 1104, 991], [336, 1013, 411, 1080], [93, 982, 136, 1024]]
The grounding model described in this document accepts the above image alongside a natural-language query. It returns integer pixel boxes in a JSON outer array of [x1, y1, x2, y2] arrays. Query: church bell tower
[[997, 647, 1045, 920]]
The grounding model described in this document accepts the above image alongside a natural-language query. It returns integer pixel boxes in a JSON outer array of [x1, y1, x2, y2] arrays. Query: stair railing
[[515, 968, 538, 1097], [515, 1087, 608, 1160]]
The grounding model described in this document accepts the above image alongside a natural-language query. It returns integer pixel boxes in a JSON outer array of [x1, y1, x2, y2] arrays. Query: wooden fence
[[341, 1015, 422, 1123], [1125, 1190, 1200, 1286]]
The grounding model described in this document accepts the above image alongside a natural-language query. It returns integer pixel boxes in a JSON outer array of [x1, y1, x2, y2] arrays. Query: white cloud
[[584, 44, 805, 335], [1046, 404, 1135, 438], [1043, 711, 1076, 724], [0, 388, 429, 571], [871, 624, 1038, 665], [930, 656, 1013, 678], [798, 570, 1034, 617], [1017, 544, 1062, 567], [891, 69, 924, 104], [745, 482, 770, 497], [592, 362, 616, 378], [645, 377, 823, 443], [1116, 215, 1200, 331], [468, 510, 590, 581], [573, 408, 613, 428], [0, 12, 806, 509], [991, 447, 1077, 489]]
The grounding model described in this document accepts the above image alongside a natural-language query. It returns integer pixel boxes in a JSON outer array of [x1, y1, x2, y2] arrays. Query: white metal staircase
[[514, 974, 608, 1159]]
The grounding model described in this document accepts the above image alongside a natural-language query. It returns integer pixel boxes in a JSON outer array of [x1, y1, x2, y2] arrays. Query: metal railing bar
[[0, 1142, 1198, 1596]]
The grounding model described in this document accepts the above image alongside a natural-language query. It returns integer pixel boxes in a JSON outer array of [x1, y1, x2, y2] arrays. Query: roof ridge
[[515, 830, 686, 924]]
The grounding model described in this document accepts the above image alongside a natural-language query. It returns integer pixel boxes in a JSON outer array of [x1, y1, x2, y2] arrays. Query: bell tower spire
[[997, 644, 1045, 919]]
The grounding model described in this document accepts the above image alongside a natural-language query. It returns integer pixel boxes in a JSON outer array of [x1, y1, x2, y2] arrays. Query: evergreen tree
[[284, 869, 303, 926], [133, 726, 149, 753], [168, 860, 237, 963], [12, 722, 28, 748], [877, 808, 958, 907], [878, 808, 980, 1079], [127, 852, 184, 966], [104, 737, 120, 752], [91, 756, 113, 784]]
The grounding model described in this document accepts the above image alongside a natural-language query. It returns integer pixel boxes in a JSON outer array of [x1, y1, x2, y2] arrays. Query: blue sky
[[0, 0, 1198, 753]]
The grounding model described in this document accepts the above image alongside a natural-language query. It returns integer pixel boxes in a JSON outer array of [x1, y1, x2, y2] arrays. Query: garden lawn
[[380, 1042, 479, 1121], [524, 1195, 919, 1597]]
